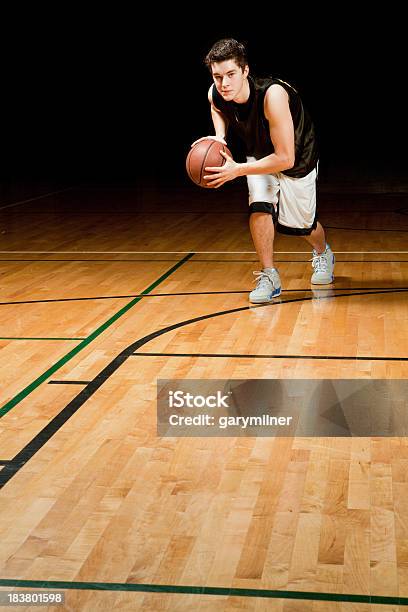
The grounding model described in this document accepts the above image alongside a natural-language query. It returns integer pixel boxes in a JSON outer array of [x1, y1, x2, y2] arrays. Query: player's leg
[[303, 221, 335, 284], [246, 163, 281, 303], [276, 167, 335, 284], [249, 211, 274, 269], [303, 220, 326, 254]]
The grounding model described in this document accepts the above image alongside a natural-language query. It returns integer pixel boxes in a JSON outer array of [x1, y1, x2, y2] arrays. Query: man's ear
[[243, 65, 249, 78]]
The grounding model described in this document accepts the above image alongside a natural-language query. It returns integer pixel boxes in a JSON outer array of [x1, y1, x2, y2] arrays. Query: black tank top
[[212, 76, 318, 178]]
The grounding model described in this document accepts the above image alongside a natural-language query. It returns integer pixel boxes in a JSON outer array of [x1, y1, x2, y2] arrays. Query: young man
[[192, 38, 335, 303]]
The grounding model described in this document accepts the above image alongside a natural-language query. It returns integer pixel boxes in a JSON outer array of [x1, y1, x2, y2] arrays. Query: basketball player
[[193, 38, 335, 303]]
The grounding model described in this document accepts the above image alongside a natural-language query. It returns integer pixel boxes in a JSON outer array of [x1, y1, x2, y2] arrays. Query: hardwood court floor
[[0, 183, 407, 610]]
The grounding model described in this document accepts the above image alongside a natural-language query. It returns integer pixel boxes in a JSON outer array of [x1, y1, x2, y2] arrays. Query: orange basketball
[[186, 139, 232, 188]]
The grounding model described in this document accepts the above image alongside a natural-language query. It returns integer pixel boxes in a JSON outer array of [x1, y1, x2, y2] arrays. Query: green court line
[[0, 337, 84, 341], [0, 254, 194, 418], [0, 579, 405, 605]]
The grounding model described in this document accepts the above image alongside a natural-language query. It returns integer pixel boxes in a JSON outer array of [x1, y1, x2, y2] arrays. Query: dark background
[[0, 10, 406, 190]]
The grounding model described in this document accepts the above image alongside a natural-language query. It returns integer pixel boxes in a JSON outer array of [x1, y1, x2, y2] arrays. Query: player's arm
[[236, 84, 295, 175], [191, 86, 229, 146], [209, 85, 229, 143]]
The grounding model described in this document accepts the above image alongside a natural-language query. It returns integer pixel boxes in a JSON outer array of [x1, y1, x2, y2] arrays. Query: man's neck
[[233, 78, 251, 104]]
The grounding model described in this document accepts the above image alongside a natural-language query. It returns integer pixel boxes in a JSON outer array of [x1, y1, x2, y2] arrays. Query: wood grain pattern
[[0, 187, 407, 609]]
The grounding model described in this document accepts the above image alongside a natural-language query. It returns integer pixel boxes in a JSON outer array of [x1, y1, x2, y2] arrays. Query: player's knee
[[249, 202, 277, 223]]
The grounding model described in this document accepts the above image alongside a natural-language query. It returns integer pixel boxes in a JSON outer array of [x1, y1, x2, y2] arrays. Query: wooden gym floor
[[0, 182, 407, 611]]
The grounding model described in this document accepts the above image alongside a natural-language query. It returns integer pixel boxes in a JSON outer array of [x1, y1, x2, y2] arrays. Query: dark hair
[[204, 38, 248, 71]]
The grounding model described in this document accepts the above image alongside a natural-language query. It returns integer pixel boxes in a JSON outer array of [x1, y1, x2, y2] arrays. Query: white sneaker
[[311, 245, 335, 284], [249, 268, 282, 303]]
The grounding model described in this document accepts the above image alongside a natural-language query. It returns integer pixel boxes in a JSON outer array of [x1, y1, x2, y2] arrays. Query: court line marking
[[2, 260, 408, 264], [0, 337, 84, 341], [0, 253, 194, 418], [1, 288, 406, 488], [0, 578, 405, 606], [0, 250, 408, 253], [132, 352, 407, 362], [0, 186, 77, 211], [324, 225, 408, 232], [0, 287, 405, 307], [48, 381, 90, 385]]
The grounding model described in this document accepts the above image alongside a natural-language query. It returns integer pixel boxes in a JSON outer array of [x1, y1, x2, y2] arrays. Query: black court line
[[132, 352, 407, 362], [0, 296, 135, 306], [0, 578, 406, 606], [0, 461, 14, 465], [48, 380, 91, 385], [0, 186, 76, 211], [0, 287, 406, 307], [1, 287, 407, 489]]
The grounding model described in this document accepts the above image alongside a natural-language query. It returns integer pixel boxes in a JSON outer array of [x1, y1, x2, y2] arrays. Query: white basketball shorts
[[246, 156, 318, 234]]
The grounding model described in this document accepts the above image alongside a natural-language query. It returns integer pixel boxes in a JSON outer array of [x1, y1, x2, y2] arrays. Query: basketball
[[186, 139, 232, 188]]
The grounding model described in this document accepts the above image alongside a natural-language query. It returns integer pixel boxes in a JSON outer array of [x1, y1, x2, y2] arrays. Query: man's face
[[211, 59, 249, 102]]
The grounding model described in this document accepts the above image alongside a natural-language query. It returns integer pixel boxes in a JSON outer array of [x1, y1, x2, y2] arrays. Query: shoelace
[[253, 270, 275, 289], [311, 252, 328, 273]]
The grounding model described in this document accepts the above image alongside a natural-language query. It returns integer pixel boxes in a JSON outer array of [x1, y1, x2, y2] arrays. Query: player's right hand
[[191, 136, 227, 147]]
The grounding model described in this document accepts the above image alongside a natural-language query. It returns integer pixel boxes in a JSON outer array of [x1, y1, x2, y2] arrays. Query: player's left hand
[[203, 150, 241, 188]]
